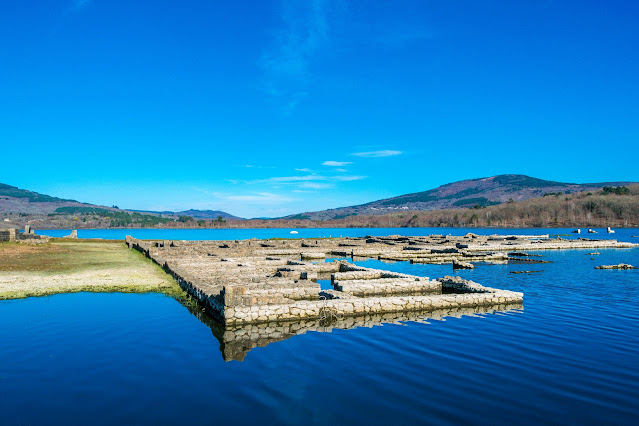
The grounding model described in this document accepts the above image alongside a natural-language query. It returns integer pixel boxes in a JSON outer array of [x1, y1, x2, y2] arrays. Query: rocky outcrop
[[452, 259, 474, 269], [595, 264, 636, 270]]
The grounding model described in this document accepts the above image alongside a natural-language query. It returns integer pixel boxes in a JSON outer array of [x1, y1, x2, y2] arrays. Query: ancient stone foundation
[[127, 234, 534, 326], [0, 227, 48, 242], [126, 233, 636, 326]]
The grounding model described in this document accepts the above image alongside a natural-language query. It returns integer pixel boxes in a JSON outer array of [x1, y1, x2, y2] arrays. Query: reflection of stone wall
[[207, 303, 524, 361]]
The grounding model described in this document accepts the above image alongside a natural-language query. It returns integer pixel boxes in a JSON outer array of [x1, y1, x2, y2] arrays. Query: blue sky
[[1, 1, 637, 218]]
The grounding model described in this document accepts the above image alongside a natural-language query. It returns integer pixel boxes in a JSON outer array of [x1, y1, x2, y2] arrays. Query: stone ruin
[[120, 233, 639, 360], [126, 233, 638, 330], [63, 230, 78, 239], [126, 234, 540, 326], [0, 225, 48, 243]]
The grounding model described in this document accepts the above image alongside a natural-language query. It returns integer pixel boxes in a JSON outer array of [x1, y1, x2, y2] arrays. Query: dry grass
[[0, 239, 188, 300]]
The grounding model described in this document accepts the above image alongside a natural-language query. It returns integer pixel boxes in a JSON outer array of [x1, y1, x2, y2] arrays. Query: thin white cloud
[[351, 150, 402, 158], [298, 182, 334, 189], [250, 173, 365, 186], [335, 168, 348, 172], [166, 187, 303, 218], [322, 161, 352, 166], [333, 175, 366, 181], [253, 174, 325, 184], [295, 168, 314, 172], [221, 192, 297, 204], [70, 0, 92, 10], [260, 0, 334, 112], [233, 164, 276, 169]]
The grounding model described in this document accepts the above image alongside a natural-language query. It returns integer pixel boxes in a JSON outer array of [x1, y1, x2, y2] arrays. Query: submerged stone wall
[[213, 303, 524, 361], [223, 285, 522, 325], [126, 232, 639, 325], [127, 235, 528, 325]]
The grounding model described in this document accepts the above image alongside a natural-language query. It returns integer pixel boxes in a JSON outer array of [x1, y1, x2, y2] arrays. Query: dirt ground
[[0, 239, 182, 299]]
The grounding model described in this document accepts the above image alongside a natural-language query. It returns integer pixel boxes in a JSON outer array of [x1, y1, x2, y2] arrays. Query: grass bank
[[0, 239, 191, 302]]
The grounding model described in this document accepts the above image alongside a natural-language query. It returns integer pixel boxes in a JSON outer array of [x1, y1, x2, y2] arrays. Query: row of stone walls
[[126, 236, 524, 326], [223, 289, 524, 325]]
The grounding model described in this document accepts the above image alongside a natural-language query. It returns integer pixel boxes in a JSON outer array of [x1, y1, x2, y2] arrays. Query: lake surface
[[33, 226, 639, 241], [2, 228, 639, 424]]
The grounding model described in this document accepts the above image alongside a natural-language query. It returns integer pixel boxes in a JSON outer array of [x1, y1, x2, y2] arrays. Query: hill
[[3, 177, 637, 230], [0, 183, 240, 229], [308, 184, 639, 228], [0, 183, 93, 215], [288, 174, 636, 220], [129, 209, 243, 220]]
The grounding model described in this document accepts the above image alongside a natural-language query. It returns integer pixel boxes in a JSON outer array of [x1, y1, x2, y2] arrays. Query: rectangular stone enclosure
[[126, 233, 633, 325]]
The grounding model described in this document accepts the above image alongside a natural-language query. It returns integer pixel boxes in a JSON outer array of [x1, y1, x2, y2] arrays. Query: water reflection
[[182, 302, 523, 361]]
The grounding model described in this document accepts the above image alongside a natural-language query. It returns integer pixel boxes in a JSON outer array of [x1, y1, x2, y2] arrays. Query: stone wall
[[0, 229, 15, 242], [0, 228, 46, 242], [223, 280, 523, 325], [126, 235, 534, 326]]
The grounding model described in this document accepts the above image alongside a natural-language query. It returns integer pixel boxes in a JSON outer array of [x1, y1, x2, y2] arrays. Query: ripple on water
[[1, 245, 639, 424]]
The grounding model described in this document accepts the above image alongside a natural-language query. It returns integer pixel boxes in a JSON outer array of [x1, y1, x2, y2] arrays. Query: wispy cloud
[[260, 0, 334, 112], [351, 150, 402, 158], [222, 192, 297, 203], [333, 175, 366, 181], [335, 168, 348, 172], [322, 160, 352, 166], [251, 173, 365, 186], [233, 164, 276, 169], [253, 174, 325, 184], [70, 0, 92, 10], [295, 168, 314, 173], [298, 182, 334, 189]]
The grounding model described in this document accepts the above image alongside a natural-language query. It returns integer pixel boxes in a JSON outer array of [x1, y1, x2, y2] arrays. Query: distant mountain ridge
[[0, 183, 241, 220], [129, 209, 243, 220], [0, 183, 77, 204], [288, 174, 637, 220], [2, 175, 636, 225], [0, 183, 93, 215]]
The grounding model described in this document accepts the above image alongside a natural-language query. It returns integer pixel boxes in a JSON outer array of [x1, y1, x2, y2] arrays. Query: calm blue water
[[34, 226, 639, 241], [2, 229, 639, 424]]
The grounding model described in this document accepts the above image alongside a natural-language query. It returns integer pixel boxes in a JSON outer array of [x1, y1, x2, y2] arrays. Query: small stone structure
[[63, 230, 78, 239], [595, 263, 636, 270], [0, 228, 18, 242], [0, 227, 47, 242]]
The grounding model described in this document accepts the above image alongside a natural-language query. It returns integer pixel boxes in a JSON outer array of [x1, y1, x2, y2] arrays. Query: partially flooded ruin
[[127, 233, 634, 329]]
